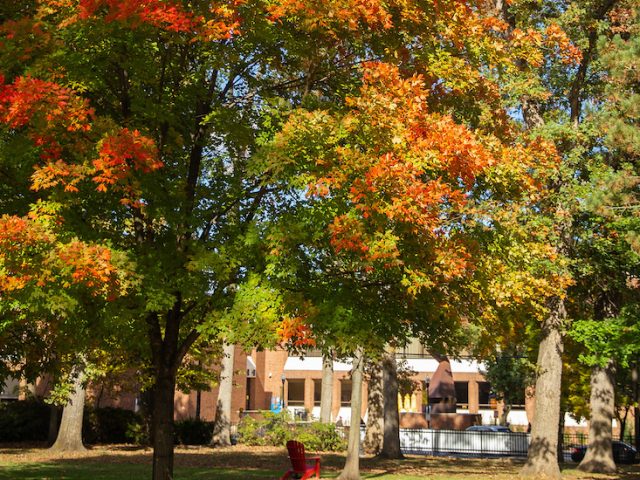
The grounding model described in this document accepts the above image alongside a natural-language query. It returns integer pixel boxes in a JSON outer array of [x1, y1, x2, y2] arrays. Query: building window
[[0, 377, 19, 401], [245, 378, 254, 411], [287, 379, 305, 406], [401, 338, 424, 358], [340, 380, 352, 406], [313, 379, 322, 406], [478, 381, 491, 407], [455, 381, 469, 408]]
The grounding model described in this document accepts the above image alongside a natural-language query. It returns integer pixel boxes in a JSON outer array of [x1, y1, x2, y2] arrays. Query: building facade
[[171, 343, 533, 428]]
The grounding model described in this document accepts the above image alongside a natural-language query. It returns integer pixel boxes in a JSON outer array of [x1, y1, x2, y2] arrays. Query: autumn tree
[[264, 9, 572, 476], [0, 2, 319, 478], [0, 206, 134, 452], [475, 0, 637, 476], [0, 2, 463, 478], [0, 2, 586, 480]]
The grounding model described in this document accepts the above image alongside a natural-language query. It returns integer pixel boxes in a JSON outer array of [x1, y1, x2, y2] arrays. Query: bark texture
[[578, 361, 617, 473], [338, 348, 364, 480], [320, 352, 334, 423], [151, 368, 177, 480], [380, 351, 403, 459], [521, 298, 565, 479], [49, 369, 87, 452], [211, 343, 235, 446], [364, 358, 384, 454]]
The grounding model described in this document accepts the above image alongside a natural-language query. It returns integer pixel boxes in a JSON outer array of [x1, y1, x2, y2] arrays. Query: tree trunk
[[195, 389, 201, 420], [633, 362, 640, 450], [151, 368, 177, 480], [364, 358, 383, 454], [380, 351, 403, 459], [320, 352, 334, 423], [578, 361, 616, 473], [618, 406, 629, 442], [211, 343, 235, 446], [195, 360, 202, 420], [521, 298, 565, 479], [49, 368, 87, 452], [338, 348, 364, 480], [499, 403, 511, 427]]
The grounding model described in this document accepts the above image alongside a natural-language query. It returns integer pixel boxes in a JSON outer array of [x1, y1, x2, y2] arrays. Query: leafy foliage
[[237, 411, 346, 452], [0, 399, 51, 442], [82, 406, 144, 444]]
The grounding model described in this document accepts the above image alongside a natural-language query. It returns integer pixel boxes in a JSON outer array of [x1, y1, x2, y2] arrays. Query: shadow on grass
[[1, 445, 639, 479]]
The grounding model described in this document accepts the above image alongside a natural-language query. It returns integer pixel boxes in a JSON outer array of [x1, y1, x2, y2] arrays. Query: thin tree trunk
[[633, 361, 640, 450], [151, 368, 176, 480], [619, 407, 629, 442], [50, 368, 87, 452], [195, 360, 202, 420], [578, 360, 616, 473], [521, 297, 565, 479], [364, 358, 383, 454], [320, 352, 334, 423], [211, 343, 235, 446], [195, 390, 201, 420], [499, 404, 511, 427], [338, 348, 364, 480], [380, 351, 403, 459]]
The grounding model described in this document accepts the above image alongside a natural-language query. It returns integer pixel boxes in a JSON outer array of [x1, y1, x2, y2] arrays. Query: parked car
[[570, 441, 639, 464], [466, 425, 511, 433]]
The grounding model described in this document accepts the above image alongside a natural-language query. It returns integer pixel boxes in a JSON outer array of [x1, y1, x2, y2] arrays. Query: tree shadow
[[1, 444, 639, 479]]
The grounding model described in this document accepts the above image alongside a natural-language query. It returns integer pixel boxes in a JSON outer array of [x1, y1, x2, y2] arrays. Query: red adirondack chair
[[280, 440, 321, 480]]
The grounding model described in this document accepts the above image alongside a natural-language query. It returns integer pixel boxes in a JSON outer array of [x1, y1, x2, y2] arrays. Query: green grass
[[0, 463, 432, 480], [2, 446, 639, 480], [0, 462, 634, 480], [0, 463, 281, 480], [0, 462, 514, 480]]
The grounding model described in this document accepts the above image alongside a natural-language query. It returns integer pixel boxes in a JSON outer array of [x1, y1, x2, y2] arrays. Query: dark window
[[246, 378, 254, 410], [478, 382, 491, 407], [287, 379, 305, 406], [340, 380, 352, 406], [455, 381, 468, 408], [314, 379, 322, 406]]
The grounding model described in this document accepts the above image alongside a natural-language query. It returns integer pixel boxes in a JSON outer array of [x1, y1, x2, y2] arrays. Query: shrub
[[174, 418, 214, 445], [125, 420, 150, 445], [0, 399, 50, 442], [237, 412, 345, 451], [296, 422, 346, 452], [237, 415, 267, 446], [83, 407, 145, 444], [238, 411, 293, 446]]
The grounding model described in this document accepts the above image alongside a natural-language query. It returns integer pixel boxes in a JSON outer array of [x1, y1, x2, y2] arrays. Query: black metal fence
[[400, 429, 530, 457], [399, 429, 637, 459], [563, 432, 635, 447]]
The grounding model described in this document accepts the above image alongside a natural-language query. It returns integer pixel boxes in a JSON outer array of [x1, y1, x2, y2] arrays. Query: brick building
[[171, 340, 534, 427]]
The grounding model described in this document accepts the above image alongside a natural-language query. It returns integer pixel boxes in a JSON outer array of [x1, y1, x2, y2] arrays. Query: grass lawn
[[1, 444, 639, 479]]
